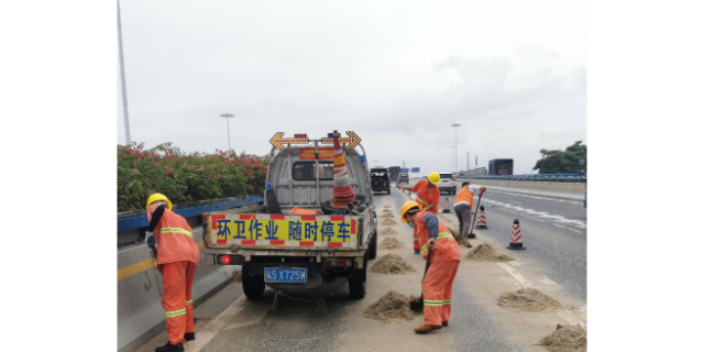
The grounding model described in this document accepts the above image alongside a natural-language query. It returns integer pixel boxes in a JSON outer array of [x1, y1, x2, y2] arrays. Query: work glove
[[146, 232, 158, 258]]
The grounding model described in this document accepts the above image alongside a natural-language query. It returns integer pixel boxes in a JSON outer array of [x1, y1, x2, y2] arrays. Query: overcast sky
[[117, 0, 586, 175]]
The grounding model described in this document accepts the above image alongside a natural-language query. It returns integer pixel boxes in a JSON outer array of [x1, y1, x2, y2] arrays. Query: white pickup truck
[[202, 132, 377, 299]]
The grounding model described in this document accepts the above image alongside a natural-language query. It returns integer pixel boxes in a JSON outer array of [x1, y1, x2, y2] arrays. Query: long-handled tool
[[465, 196, 483, 247], [409, 248, 432, 311]]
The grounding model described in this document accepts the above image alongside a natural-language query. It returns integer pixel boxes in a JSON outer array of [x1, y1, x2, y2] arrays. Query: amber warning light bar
[[269, 131, 362, 150]]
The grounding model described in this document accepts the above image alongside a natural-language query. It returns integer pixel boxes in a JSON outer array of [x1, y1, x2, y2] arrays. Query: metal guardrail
[[461, 173, 587, 182], [117, 196, 264, 233]]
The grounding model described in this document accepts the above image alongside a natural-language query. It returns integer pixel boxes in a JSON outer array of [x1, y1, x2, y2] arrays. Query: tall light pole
[[451, 123, 461, 173], [220, 113, 234, 155], [118, 0, 131, 146]]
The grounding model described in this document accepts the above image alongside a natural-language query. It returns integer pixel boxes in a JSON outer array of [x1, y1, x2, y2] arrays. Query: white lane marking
[[539, 277, 557, 285], [481, 198, 587, 229], [185, 296, 251, 352], [553, 224, 582, 234], [497, 263, 586, 327], [497, 263, 533, 288]]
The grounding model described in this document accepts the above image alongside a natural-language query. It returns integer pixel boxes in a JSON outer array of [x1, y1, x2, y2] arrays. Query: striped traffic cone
[[506, 219, 526, 250], [475, 205, 488, 229], [443, 198, 451, 213], [329, 130, 357, 209]]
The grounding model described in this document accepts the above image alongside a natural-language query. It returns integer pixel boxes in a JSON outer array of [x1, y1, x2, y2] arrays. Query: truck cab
[[202, 132, 377, 300]]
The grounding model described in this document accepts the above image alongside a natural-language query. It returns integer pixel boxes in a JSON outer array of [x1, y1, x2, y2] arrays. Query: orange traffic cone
[[443, 198, 451, 213], [506, 219, 526, 250], [475, 205, 488, 229], [330, 130, 357, 209]]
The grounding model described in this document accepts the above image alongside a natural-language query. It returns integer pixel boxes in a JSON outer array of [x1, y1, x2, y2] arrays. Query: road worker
[[145, 193, 200, 352], [396, 171, 441, 254], [454, 181, 486, 246], [401, 200, 461, 333]]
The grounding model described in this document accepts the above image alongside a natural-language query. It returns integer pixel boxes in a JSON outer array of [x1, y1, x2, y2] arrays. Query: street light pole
[[220, 113, 234, 155], [118, 0, 131, 146], [451, 123, 461, 173]]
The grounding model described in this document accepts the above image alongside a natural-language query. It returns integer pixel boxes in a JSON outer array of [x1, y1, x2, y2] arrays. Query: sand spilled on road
[[363, 290, 416, 322], [465, 243, 515, 262], [382, 209, 393, 213], [378, 237, 406, 250], [380, 228, 398, 236], [497, 288, 561, 312], [381, 219, 397, 226], [371, 254, 417, 274], [539, 324, 587, 352], [380, 213, 396, 219]]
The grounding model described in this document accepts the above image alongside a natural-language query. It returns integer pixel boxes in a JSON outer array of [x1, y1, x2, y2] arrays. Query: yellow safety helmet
[[428, 171, 441, 185], [146, 193, 172, 211], [400, 200, 420, 224]]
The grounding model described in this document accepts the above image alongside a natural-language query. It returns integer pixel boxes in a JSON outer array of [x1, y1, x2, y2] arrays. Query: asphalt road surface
[[134, 185, 587, 352]]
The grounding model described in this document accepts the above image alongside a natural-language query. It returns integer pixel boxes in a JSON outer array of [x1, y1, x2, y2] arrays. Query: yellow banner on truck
[[207, 213, 358, 249]]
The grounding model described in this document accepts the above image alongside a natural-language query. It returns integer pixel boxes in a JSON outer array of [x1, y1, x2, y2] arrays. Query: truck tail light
[[324, 258, 352, 267], [219, 255, 231, 264]]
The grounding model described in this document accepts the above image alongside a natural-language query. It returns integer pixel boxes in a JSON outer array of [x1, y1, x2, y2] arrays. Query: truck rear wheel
[[242, 263, 265, 300], [368, 230, 378, 260], [349, 254, 367, 299]]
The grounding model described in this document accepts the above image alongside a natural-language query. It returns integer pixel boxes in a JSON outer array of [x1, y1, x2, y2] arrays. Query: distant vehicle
[[488, 159, 514, 175], [398, 173, 409, 184], [370, 167, 391, 195], [438, 172, 457, 195], [388, 166, 401, 183]]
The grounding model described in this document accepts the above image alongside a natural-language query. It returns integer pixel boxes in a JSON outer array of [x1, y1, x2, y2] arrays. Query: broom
[[409, 248, 431, 311]]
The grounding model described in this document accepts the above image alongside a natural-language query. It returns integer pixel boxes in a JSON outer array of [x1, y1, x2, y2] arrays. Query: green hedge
[[117, 142, 268, 213]]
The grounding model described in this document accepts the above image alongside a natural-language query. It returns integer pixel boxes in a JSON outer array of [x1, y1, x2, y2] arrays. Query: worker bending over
[[396, 171, 441, 254], [146, 193, 200, 352], [454, 182, 486, 245], [401, 201, 461, 333]]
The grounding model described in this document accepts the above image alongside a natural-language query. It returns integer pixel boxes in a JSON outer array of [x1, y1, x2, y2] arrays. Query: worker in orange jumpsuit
[[145, 193, 201, 352], [396, 171, 441, 254], [401, 200, 461, 333]]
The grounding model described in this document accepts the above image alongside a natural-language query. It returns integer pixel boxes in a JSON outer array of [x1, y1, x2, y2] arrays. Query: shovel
[[465, 196, 483, 247], [409, 248, 432, 311]]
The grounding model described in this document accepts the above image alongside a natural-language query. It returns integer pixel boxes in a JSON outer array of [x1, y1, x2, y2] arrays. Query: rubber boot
[[414, 324, 442, 334], [184, 332, 195, 341], [442, 321, 449, 327], [155, 341, 184, 352]]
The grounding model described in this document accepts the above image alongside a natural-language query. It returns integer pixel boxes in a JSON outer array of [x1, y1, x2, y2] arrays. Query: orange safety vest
[[150, 207, 201, 266], [454, 186, 474, 208], [413, 180, 440, 215], [414, 210, 461, 262]]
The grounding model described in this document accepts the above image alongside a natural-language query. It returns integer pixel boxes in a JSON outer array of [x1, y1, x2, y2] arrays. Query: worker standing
[[454, 182, 486, 245], [396, 171, 441, 254], [401, 201, 461, 333], [145, 193, 200, 352]]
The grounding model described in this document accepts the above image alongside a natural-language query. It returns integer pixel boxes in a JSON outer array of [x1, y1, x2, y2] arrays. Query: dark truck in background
[[388, 166, 401, 183], [489, 159, 514, 175]]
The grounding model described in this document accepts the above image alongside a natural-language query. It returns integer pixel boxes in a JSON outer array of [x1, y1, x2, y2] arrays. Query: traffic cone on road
[[507, 219, 526, 250], [329, 130, 357, 209], [443, 198, 451, 213], [475, 205, 488, 229]]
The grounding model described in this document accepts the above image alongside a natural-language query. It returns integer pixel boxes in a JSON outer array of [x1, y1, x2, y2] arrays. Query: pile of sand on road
[[382, 208, 393, 213], [465, 243, 515, 262], [497, 288, 561, 312], [381, 219, 398, 226], [371, 254, 417, 274], [379, 228, 398, 236], [378, 237, 406, 250], [363, 290, 417, 322], [379, 213, 396, 219], [539, 324, 587, 352]]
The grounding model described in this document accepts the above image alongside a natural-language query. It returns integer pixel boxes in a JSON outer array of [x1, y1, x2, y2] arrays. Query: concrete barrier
[[117, 225, 241, 352]]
